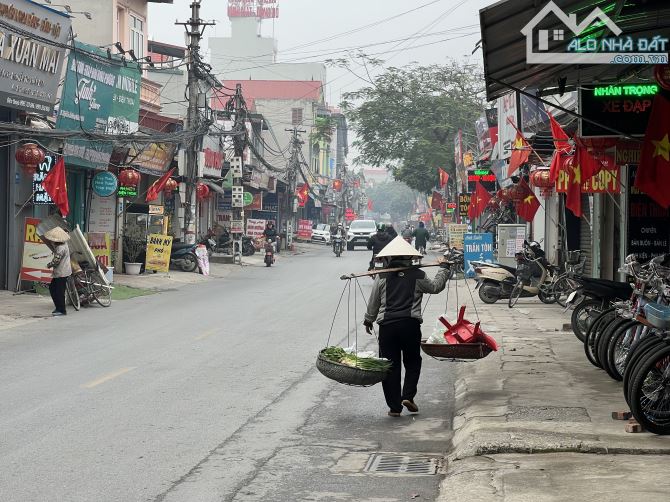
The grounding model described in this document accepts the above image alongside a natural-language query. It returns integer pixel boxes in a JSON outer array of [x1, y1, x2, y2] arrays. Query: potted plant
[[123, 224, 146, 275]]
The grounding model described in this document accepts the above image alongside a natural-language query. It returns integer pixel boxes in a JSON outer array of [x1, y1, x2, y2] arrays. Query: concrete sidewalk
[[418, 277, 670, 501]]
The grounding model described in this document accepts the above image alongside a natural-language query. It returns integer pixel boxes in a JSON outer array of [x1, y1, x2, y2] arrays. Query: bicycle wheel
[[606, 321, 639, 381], [584, 311, 616, 368], [89, 269, 112, 307], [629, 344, 670, 435], [624, 334, 665, 407], [66, 275, 80, 311], [553, 276, 581, 308], [508, 281, 524, 308], [571, 299, 602, 343]]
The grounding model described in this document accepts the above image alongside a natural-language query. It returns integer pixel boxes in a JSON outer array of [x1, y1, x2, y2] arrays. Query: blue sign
[[217, 191, 232, 211], [92, 171, 119, 197], [464, 233, 494, 278]]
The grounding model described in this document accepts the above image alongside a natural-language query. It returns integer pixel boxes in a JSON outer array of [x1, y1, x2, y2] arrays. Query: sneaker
[[402, 400, 419, 413], [387, 411, 402, 417], [52, 312, 66, 317]]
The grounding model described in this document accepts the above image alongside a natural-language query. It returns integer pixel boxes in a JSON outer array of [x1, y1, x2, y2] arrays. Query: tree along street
[[0, 246, 455, 502]]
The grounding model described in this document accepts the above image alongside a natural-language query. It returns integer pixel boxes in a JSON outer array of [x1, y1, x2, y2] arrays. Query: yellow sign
[[448, 224, 468, 250], [87, 233, 111, 268], [145, 234, 173, 273]]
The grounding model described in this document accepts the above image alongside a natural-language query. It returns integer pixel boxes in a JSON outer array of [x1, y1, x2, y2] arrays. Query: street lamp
[[41, 2, 92, 19]]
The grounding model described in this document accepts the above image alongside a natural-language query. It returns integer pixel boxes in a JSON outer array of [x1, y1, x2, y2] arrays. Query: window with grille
[[291, 108, 303, 125]]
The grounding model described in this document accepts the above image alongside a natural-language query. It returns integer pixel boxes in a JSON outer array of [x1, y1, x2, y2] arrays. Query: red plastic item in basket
[[438, 306, 499, 351]]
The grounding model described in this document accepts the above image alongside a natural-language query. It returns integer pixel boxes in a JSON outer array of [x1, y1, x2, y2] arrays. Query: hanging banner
[[464, 233, 494, 278], [20, 218, 53, 283], [33, 154, 58, 205], [246, 218, 267, 238], [297, 219, 313, 240], [145, 234, 173, 273]]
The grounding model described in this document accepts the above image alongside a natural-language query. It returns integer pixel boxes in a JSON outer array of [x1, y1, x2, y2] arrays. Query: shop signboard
[[556, 165, 620, 193], [92, 171, 118, 197], [57, 41, 141, 169], [33, 154, 58, 204], [128, 143, 176, 174], [467, 169, 497, 193], [0, 0, 71, 114], [243, 192, 254, 206], [448, 224, 468, 250], [87, 233, 111, 268], [463, 233, 494, 278], [297, 219, 313, 240], [497, 91, 518, 160], [201, 140, 224, 177], [20, 218, 52, 282], [246, 192, 262, 210], [459, 193, 471, 217], [118, 185, 138, 198], [145, 234, 173, 273], [263, 192, 278, 212], [217, 191, 232, 211], [88, 192, 116, 234], [580, 84, 659, 137], [149, 205, 164, 215], [230, 219, 244, 234], [627, 166, 670, 262], [246, 218, 266, 238]]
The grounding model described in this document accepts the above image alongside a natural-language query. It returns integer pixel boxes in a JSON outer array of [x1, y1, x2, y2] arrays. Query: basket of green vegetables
[[316, 347, 392, 387]]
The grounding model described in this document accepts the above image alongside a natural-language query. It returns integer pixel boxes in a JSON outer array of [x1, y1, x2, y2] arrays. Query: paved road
[[0, 245, 455, 502]]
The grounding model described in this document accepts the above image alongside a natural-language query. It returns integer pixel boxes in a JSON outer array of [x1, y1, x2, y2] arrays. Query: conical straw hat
[[376, 235, 422, 258], [44, 226, 70, 243]]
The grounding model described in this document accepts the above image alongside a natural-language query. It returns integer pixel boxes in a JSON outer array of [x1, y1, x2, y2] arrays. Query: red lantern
[[163, 178, 178, 196], [15, 143, 46, 175], [119, 168, 141, 187], [530, 169, 553, 196], [507, 183, 525, 202], [196, 182, 210, 200]]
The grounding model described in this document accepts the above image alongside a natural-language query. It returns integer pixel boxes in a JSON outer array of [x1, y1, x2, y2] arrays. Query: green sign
[[243, 192, 254, 206], [92, 171, 118, 197], [118, 185, 138, 198], [57, 41, 141, 169], [592, 84, 659, 98]]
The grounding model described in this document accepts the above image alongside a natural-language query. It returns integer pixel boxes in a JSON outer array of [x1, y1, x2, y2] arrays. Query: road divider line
[[81, 367, 136, 389], [194, 329, 219, 341]]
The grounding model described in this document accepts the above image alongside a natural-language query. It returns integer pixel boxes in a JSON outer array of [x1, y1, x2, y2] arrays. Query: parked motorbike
[[507, 247, 556, 308], [443, 247, 464, 280], [216, 229, 256, 257], [170, 235, 215, 273], [472, 261, 519, 304], [332, 235, 344, 257]]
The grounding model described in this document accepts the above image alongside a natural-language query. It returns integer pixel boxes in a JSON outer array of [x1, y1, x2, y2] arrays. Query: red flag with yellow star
[[507, 130, 530, 177], [468, 181, 491, 220], [514, 180, 541, 222], [41, 156, 69, 217], [438, 168, 449, 188], [564, 156, 582, 217], [635, 93, 670, 208]]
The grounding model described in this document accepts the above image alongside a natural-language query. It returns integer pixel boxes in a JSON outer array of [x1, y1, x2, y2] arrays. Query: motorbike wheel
[[478, 282, 500, 304], [538, 288, 557, 304], [571, 299, 602, 343], [584, 310, 615, 367], [508, 281, 524, 308], [629, 344, 670, 435], [180, 253, 198, 272]]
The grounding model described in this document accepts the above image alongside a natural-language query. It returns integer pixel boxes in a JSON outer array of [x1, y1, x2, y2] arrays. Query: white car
[[347, 219, 377, 250], [311, 223, 331, 244]]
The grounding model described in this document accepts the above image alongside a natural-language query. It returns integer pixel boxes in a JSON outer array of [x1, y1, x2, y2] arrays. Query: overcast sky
[[149, 0, 492, 104]]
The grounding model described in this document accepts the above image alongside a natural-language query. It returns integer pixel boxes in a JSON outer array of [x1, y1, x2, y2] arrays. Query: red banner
[[297, 219, 313, 240]]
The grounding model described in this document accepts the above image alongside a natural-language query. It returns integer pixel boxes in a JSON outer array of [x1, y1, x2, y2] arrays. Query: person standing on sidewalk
[[363, 237, 450, 417], [44, 227, 72, 317]]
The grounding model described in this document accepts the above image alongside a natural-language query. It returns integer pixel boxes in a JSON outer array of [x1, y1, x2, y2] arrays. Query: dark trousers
[[378, 319, 422, 413], [49, 277, 67, 314]]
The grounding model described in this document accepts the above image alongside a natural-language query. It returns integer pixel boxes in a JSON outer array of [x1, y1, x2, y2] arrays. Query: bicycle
[[68, 260, 112, 309], [549, 250, 585, 307]]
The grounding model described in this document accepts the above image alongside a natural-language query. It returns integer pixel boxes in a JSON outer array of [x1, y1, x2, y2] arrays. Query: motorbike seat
[[579, 277, 631, 299], [497, 263, 516, 275], [172, 242, 194, 251]]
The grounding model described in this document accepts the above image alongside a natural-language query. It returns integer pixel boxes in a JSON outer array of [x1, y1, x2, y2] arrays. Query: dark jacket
[[413, 227, 430, 247], [367, 232, 392, 255], [365, 264, 449, 325], [386, 226, 398, 239], [263, 227, 277, 240]]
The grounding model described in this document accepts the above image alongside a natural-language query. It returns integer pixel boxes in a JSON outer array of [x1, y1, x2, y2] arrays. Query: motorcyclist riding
[[263, 222, 279, 253], [332, 223, 346, 253], [367, 224, 392, 270], [401, 224, 413, 243]]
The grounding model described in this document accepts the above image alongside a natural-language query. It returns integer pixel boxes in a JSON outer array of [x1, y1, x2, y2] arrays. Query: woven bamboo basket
[[316, 352, 389, 387], [420, 340, 493, 360]]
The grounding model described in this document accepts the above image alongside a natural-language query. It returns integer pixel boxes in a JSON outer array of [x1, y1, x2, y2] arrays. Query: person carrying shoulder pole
[[43, 226, 72, 317], [363, 236, 450, 417]]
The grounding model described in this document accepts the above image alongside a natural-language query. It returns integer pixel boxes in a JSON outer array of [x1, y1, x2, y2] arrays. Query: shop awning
[[480, 0, 670, 101]]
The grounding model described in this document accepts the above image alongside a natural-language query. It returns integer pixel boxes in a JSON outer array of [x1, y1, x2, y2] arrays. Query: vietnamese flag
[[514, 180, 541, 222], [438, 168, 449, 188], [367, 199, 373, 211], [431, 190, 444, 211], [548, 112, 571, 182], [508, 130, 530, 177], [468, 181, 491, 219], [635, 93, 670, 208], [564, 156, 582, 217], [41, 156, 69, 217], [146, 167, 176, 203]]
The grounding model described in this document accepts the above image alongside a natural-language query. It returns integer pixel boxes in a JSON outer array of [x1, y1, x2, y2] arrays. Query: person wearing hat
[[367, 224, 392, 271], [43, 227, 72, 316], [363, 236, 450, 417]]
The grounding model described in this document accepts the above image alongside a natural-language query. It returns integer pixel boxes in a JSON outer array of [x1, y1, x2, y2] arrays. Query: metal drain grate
[[364, 454, 438, 475]]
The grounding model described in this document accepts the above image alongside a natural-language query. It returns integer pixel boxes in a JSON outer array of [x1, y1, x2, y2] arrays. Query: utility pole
[[285, 127, 304, 250], [231, 84, 246, 263], [177, 1, 214, 244]]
